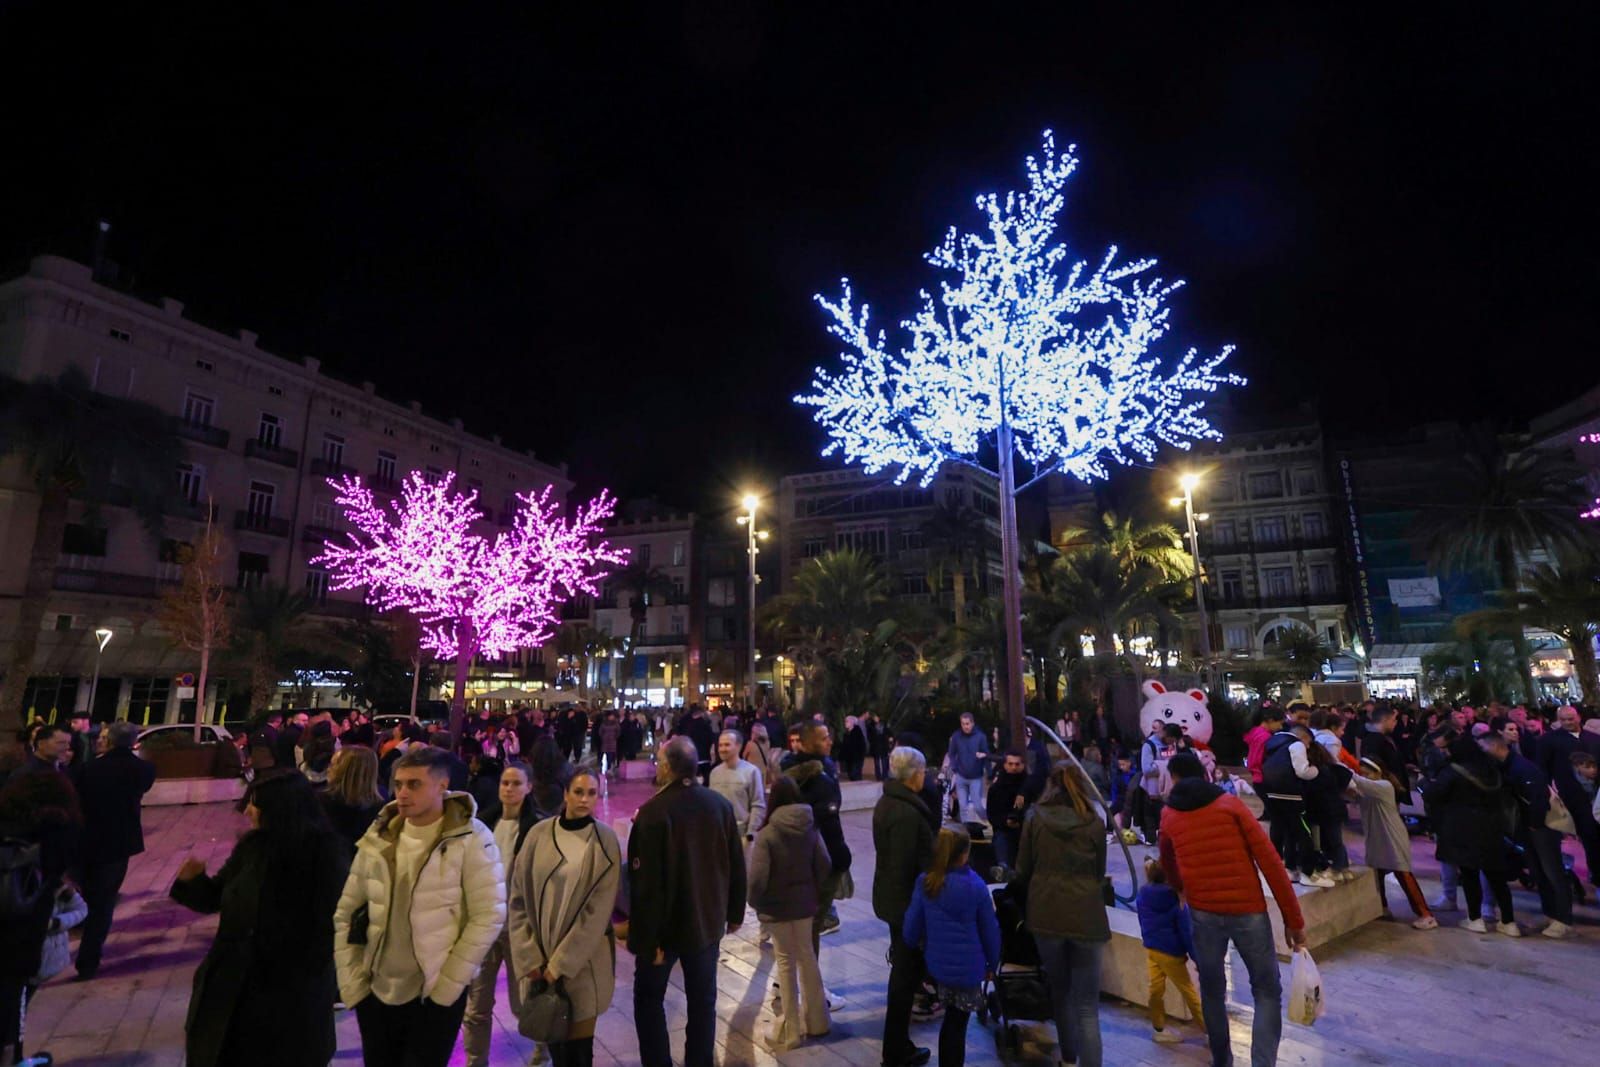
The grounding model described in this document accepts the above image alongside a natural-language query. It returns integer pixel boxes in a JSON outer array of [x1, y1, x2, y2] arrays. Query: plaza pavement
[[21, 793, 1600, 1067]]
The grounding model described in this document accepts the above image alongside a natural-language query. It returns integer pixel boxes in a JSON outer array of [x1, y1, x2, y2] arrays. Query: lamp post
[[1171, 473, 1212, 686], [87, 627, 114, 719], [737, 493, 768, 710]]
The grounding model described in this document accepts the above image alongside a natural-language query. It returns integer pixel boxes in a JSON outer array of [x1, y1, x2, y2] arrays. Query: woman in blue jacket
[[904, 826, 1002, 1067]]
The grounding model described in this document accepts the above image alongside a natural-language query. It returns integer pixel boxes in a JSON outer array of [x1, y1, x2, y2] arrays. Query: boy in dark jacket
[[1136, 858, 1204, 1044]]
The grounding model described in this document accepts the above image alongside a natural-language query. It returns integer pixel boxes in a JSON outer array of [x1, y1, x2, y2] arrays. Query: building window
[[1210, 520, 1236, 545], [376, 451, 397, 484], [899, 574, 927, 596], [706, 616, 729, 641], [321, 433, 345, 467], [109, 328, 132, 343], [1320, 623, 1341, 648], [638, 544, 652, 567], [1246, 471, 1283, 499], [177, 463, 205, 505], [836, 528, 888, 555], [972, 493, 1000, 519], [900, 529, 926, 550], [304, 568, 329, 603], [671, 577, 685, 601], [424, 466, 443, 484], [61, 524, 108, 569], [329, 406, 344, 419], [707, 577, 736, 607], [158, 539, 190, 582], [258, 413, 282, 448], [268, 385, 284, 397], [1294, 469, 1319, 495], [670, 615, 685, 635], [311, 499, 337, 526], [1308, 564, 1336, 596], [672, 541, 685, 566], [247, 481, 276, 520], [182, 390, 215, 428], [802, 537, 828, 558], [194, 358, 214, 372], [1301, 512, 1326, 540], [944, 488, 965, 507], [1261, 566, 1295, 598], [1224, 624, 1251, 651], [1207, 477, 1236, 503], [1220, 571, 1243, 601], [1254, 516, 1289, 545], [237, 551, 270, 590]]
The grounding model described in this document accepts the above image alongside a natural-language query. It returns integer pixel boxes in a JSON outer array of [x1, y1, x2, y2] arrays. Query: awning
[[1366, 643, 1448, 677]]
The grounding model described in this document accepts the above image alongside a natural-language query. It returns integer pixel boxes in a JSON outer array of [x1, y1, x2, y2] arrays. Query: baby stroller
[[980, 884, 1052, 1060]]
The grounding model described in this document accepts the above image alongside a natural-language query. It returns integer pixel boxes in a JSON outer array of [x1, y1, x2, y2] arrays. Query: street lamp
[[1172, 473, 1213, 685], [87, 627, 114, 719], [736, 492, 769, 709]]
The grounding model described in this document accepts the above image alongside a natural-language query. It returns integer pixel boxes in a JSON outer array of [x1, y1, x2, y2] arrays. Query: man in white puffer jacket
[[334, 746, 506, 1067]]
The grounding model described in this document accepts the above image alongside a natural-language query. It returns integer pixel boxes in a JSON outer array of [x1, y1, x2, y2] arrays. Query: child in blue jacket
[[1134, 858, 1205, 1045], [904, 826, 1001, 1067]]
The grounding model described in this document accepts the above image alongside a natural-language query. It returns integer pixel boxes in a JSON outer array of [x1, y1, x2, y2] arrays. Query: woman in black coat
[[1422, 747, 1517, 932], [172, 773, 349, 1067]]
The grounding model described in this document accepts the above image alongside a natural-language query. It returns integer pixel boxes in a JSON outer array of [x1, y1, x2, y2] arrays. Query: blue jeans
[[956, 776, 984, 823], [1190, 909, 1281, 1067], [634, 941, 720, 1067], [1032, 935, 1103, 1067]]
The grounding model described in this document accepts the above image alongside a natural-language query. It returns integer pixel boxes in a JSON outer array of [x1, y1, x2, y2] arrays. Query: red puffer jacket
[[1159, 779, 1304, 930]]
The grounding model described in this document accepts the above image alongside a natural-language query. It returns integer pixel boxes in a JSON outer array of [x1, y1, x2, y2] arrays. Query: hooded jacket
[[1424, 756, 1511, 869], [1014, 799, 1110, 942], [784, 753, 851, 873], [903, 866, 1001, 988], [1158, 778, 1304, 929], [332, 792, 506, 1009], [872, 779, 936, 926], [748, 803, 831, 922], [1134, 882, 1194, 960], [1261, 731, 1318, 797]]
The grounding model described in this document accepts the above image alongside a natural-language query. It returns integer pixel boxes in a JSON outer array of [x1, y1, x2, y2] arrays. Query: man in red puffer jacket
[[1160, 751, 1306, 1067]]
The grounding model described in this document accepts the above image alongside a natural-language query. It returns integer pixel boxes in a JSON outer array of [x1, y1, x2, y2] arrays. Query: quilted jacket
[[1158, 779, 1304, 930], [333, 792, 506, 1008]]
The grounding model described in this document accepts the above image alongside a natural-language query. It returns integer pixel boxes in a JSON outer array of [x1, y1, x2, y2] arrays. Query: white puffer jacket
[[333, 792, 505, 1007]]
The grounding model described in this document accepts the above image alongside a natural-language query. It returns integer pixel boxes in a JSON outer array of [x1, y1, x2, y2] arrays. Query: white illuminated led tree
[[797, 131, 1243, 737]]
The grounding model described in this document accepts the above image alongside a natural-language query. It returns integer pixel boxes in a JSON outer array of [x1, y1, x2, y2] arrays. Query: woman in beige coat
[[507, 769, 621, 1067]]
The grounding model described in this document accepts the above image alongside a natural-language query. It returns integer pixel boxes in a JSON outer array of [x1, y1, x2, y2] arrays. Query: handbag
[[1545, 785, 1577, 836], [517, 977, 572, 1043]]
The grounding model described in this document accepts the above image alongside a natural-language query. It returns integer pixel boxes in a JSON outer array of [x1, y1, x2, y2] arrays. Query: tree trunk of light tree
[[996, 421, 1027, 746], [449, 619, 476, 742], [409, 653, 422, 717], [0, 485, 70, 732], [194, 643, 211, 742]]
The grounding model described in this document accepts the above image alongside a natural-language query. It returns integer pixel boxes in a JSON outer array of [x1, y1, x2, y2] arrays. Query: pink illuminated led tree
[[314, 471, 627, 739], [1584, 433, 1600, 520]]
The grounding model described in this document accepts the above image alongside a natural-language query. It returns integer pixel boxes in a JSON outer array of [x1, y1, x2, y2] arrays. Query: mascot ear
[[1142, 680, 1167, 700], [1187, 689, 1207, 704]]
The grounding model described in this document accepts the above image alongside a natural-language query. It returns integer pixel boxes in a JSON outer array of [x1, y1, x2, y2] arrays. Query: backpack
[[0, 835, 45, 921]]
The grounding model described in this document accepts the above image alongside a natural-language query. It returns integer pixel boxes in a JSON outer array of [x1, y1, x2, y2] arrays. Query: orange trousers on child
[[1146, 949, 1206, 1031]]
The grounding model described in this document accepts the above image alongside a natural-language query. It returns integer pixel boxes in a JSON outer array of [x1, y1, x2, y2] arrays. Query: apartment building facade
[[0, 255, 570, 722]]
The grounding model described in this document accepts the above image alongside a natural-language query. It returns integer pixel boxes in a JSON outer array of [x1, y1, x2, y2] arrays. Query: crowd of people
[[1, 690, 1596, 1067]]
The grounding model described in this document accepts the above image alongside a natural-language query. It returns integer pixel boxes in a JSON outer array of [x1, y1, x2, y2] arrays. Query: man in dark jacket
[[1537, 705, 1600, 889], [629, 737, 746, 1067], [1361, 706, 1411, 805], [1481, 731, 1572, 937], [785, 722, 851, 953], [71, 720, 157, 978], [985, 750, 1036, 872], [872, 746, 934, 1067]]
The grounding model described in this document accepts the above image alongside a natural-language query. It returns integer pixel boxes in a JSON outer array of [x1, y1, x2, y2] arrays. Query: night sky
[[4, 5, 1595, 508]]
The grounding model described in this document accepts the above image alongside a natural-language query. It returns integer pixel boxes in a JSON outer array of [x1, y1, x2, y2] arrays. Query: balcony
[[234, 510, 291, 537], [309, 458, 356, 479], [369, 473, 399, 496], [171, 500, 219, 524], [634, 632, 690, 648], [244, 439, 300, 468], [306, 597, 370, 620], [172, 417, 230, 449], [301, 523, 343, 546], [53, 568, 162, 597]]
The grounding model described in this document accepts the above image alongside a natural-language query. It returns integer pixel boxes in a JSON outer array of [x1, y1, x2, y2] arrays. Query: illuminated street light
[[737, 492, 766, 709], [87, 627, 114, 719], [1172, 473, 1213, 684]]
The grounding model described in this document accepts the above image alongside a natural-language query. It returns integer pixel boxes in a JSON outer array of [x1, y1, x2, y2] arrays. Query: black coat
[[170, 831, 348, 1067], [872, 780, 934, 926], [1360, 728, 1411, 805], [1423, 758, 1511, 871], [75, 747, 156, 865], [318, 794, 382, 857], [627, 778, 746, 958], [784, 754, 851, 873], [1537, 728, 1600, 829]]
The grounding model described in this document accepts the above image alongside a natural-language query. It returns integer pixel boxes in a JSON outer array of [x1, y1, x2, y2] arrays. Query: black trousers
[[355, 992, 468, 1067], [74, 855, 130, 976], [883, 923, 925, 1064]]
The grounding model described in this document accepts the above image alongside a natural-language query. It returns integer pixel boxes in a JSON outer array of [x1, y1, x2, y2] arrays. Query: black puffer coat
[[1423, 755, 1511, 871]]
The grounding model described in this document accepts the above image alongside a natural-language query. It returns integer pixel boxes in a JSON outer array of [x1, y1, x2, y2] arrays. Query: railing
[[244, 439, 299, 467], [234, 511, 291, 537], [309, 458, 355, 478], [369, 473, 399, 494], [172, 418, 230, 449], [172, 500, 219, 523], [633, 632, 689, 648], [301, 523, 342, 546], [53, 569, 162, 597]]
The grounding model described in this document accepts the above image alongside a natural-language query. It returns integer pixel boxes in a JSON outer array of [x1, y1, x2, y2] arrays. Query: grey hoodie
[[747, 803, 832, 922]]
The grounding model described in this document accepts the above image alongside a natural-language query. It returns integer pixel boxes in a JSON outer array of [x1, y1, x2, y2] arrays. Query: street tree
[[314, 471, 625, 739], [796, 131, 1241, 740], [155, 517, 232, 739]]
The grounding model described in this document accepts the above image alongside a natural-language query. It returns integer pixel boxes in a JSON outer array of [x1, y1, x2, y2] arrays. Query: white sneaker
[[1542, 920, 1572, 939], [1497, 921, 1522, 938], [1152, 1028, 1182, 1044], [1411, 916, 1439, 930], [770, 981, 784, 1017], [824, 987, 843, 1011], [1305, 872, 1337, 889], [1460, 917, 1488, 933]]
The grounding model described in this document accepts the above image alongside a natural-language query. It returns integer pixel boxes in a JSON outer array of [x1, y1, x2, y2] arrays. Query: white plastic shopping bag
[[1287, 947, 1325, 1026]]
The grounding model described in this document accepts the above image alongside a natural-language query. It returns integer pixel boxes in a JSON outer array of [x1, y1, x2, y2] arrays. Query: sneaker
[[880, 1048, 932, 1067], [1412, 916, 1439, 931], [824, 987, 843, 1011], [911, 992, 943, 1019], [1496, 921, 1522, 938], [1429, 895, 1458, 912], [819, 913, 842, 937], [1460, 917, 1487, 933], [770, 981, 784, 1017], [1152, 1028, 1182, 1044], [1542, 920, 1572, 939], [1305, 872, 1337, 889]]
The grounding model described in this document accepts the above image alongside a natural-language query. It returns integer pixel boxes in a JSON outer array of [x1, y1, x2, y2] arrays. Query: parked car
[[136, 722, 241, 779], [136, 722, 235, 750]]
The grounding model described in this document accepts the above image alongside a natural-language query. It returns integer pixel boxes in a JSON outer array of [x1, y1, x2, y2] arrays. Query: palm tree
[[231, 583, 313, 716], [923, 501, 990, 623], [1414, 431, 1599, 701], [611, 559, 673, 651], [0, 368, 185, 728], [1267, 625, 1331, 684], [1461, 559, 1600, 701], [761, 549, 897, 718], [1045, 547, 1182, 659], [1057, 511, 1193, 582], [1421, 628, 1522, 706]]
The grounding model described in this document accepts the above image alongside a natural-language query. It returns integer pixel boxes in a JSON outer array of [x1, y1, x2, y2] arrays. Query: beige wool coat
[[506, 817, 621, 1024]]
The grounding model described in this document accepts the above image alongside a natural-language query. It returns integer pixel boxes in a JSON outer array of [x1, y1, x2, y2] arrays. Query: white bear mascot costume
[[1138, 680, 1218, 781]]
